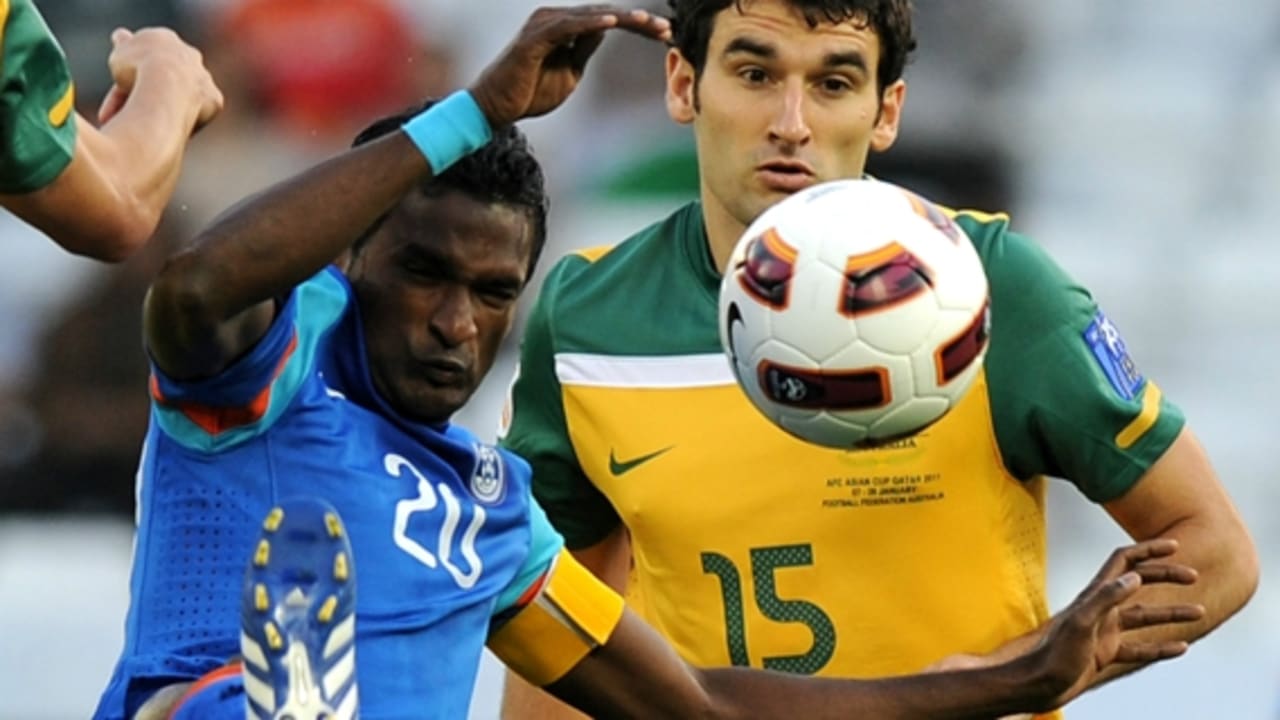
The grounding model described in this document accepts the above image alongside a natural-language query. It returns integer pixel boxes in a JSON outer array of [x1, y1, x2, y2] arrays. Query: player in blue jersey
[[93, 5, 1205, 720]]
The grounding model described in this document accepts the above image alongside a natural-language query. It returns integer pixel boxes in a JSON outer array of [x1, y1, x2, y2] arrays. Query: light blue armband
[[402, 90, 494, 174]]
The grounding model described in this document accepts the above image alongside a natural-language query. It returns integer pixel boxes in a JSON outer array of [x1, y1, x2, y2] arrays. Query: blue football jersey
[[94, 267, 563, 720]]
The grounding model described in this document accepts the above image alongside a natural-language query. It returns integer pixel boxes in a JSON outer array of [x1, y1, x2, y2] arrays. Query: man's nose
[[768, 81, 812, 147], [430, 286, 479, 346]]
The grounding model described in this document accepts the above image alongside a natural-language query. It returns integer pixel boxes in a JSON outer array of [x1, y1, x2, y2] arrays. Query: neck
[[699, 181, 749, 276]]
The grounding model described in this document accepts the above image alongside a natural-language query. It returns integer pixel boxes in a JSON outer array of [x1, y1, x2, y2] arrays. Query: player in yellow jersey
[[501, 1, 1259, 717], [0, 0, 221, 260]]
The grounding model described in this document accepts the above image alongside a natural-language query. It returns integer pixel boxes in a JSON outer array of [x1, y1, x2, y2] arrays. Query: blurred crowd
[[0, 0, 1029, 517]]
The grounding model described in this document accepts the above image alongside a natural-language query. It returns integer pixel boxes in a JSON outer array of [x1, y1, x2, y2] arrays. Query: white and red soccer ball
[[719, 179, 990, 449]]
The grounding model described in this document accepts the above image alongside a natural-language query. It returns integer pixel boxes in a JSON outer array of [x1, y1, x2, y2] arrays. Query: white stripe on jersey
[[554, 353, 735, 389]]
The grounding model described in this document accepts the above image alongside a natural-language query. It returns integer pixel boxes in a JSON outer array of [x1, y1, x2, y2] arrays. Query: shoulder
[[944, 206, 1017, 262], [542, 199, 696, 281], [943, 207, 1079, 298], [542, 202, 701, 296]]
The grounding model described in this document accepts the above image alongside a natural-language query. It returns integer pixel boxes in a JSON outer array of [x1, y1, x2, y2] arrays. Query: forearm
[[502, 671, 590, 720], [145, 129, 430, 377], [550, 610, 1059, 720], [694, 664, 1050, 720], [1093, 516, 1257, 684], [558, 661, 1049, 720], [178, 133, 422, 301], [0, 110, 192, 261], [172, 131, 428, 313], [93, 61, 204, 220]]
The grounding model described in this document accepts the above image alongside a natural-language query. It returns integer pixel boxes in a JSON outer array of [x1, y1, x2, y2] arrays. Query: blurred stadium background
[[1, 0, 1277, 717]]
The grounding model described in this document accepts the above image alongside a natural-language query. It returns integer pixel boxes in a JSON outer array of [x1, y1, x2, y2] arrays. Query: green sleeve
[[969, 217, 1185, 503], [1, 0, 77, 193], [501, 256, 622, 549]]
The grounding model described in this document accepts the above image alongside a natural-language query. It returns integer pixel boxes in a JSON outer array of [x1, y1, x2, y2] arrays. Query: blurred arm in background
[[0, 0, 221, 261]]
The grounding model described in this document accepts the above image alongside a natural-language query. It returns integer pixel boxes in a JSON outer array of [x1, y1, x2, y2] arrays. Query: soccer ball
[[718, 179, 990, 449]]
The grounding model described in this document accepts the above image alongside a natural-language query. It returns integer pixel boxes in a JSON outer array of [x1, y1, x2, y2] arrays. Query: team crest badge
[[1083, 310, 1145, 400], [470, 443, 507, 505]]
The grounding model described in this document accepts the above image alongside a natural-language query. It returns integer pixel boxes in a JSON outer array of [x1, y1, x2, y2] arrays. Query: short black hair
[[668, 0, 916, 93], [348, 99, 550, 281]]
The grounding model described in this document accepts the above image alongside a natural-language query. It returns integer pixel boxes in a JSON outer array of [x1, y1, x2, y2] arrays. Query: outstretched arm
[[1, 27, 222, 261], [143, 5, 672, 380], [498, 540, 1202, 719]]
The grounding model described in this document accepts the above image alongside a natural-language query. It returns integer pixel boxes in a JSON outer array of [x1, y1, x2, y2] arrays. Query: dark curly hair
[[668, 0, 916, 93], [348, 100, 550, 281]]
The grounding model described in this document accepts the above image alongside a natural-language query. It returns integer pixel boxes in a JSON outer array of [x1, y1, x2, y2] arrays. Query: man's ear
[[666, 47, 697, 124], [870, 79, 906, 152]]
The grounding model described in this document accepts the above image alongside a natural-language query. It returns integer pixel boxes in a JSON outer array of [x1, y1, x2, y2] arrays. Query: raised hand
[[1028, 539, 1204, 710], [97, 27, 223, 130], [469, 5, 671, 128]]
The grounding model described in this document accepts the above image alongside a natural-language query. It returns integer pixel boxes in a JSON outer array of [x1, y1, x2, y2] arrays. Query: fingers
[[101, 25, 220, 129], [97, 84, 128, 125], [527, 6, 671, 56], [104, 28, 140, 96], [1087, 539, 1180, 588], [1118, 603, 1206, 631], [1072, 571, 1142, 627], [610, 8, 673, 42], [106, 26, 196, 61], [1112, 639, 1191, 664], [528, 6, 622, 53], [1131, 561, 1198, 586], [1111, 538, 1180, 573], [1118, 538, 1180, 562], [193, 85, 225, 133], [550, 8, 671, 72], [1071, 539, 1201, 624], [551, 5, 672, 35]]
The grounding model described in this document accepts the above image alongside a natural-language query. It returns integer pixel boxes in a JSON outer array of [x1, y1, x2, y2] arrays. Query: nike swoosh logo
[[609, 446, 674, 476]]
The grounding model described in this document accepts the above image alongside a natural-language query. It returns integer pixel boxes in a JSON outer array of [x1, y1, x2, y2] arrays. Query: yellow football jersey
[[561, 362, 1048, 676]]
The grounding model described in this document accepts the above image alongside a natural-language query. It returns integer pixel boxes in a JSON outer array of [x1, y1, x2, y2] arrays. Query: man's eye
[[741, 68, 768, 84], [478, 289, 518, 308], [821, 77, 852, 93]]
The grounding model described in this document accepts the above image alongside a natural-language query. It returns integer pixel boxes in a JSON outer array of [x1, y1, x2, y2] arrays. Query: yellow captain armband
[[488, 548, 626, 686]]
